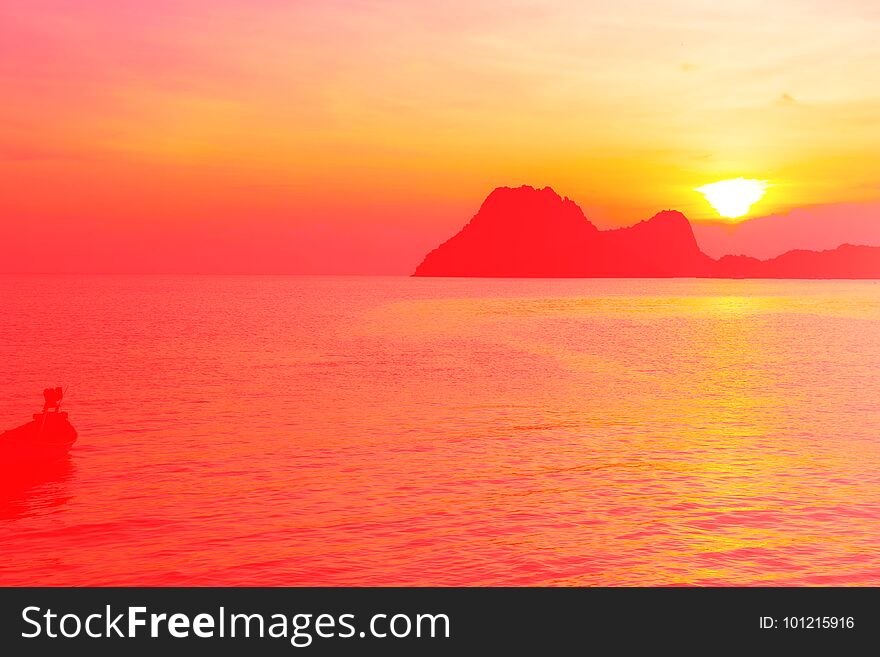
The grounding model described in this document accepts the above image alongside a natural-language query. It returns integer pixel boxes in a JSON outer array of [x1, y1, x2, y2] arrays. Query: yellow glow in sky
[[695, 179, 769, 220]]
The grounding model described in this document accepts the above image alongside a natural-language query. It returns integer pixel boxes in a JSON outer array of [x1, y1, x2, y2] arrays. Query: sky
[[1, 0, 879, 272]]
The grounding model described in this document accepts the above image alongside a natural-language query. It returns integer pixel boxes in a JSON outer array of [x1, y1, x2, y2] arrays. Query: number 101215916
[[760, 616, 855, 630]]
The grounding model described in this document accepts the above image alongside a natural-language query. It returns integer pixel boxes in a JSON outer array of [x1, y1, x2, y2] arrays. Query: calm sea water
[[1, 275, 879, 585]]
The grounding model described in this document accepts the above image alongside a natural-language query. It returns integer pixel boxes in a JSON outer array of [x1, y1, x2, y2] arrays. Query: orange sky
[[1, 1, 879, 272]]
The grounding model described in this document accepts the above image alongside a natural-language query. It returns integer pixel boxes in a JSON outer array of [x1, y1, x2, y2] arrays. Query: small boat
[[1, 388, 77, 465]]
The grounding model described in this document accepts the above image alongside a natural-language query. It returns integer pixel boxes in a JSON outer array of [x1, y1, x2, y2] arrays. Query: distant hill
[[693, 202, 880, 260], [715, 244, 880, 279], [413, 186, 880, 278]]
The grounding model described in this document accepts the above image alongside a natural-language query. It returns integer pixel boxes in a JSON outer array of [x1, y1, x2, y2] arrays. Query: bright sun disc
[[695, 178, 768, 219]]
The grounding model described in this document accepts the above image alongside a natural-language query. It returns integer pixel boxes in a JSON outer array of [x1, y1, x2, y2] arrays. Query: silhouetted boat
[[1, 389, 77, 465]]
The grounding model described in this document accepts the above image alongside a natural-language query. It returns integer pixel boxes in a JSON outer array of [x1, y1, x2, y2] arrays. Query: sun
[[695, 178, 768, 219]]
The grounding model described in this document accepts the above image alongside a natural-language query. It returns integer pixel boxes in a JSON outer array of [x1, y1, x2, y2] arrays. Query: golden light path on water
[[1, 277, 879, 585]]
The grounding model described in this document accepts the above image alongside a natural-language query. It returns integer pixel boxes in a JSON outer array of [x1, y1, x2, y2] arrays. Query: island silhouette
[[414, 186, 880, 278]]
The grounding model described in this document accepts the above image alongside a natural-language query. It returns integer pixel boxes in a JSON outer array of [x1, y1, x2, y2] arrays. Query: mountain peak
[[646, 209, 689, 224], [413, 185, 599, 277], [476, 185, 593, 228], [484, 184, 561, 201]]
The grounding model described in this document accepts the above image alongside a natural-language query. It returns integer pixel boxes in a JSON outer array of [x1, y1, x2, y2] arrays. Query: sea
[[1, 275, 879, 585]]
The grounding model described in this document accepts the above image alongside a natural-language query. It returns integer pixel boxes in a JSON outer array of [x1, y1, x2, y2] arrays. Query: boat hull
[[1, 413, 77, 466]]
